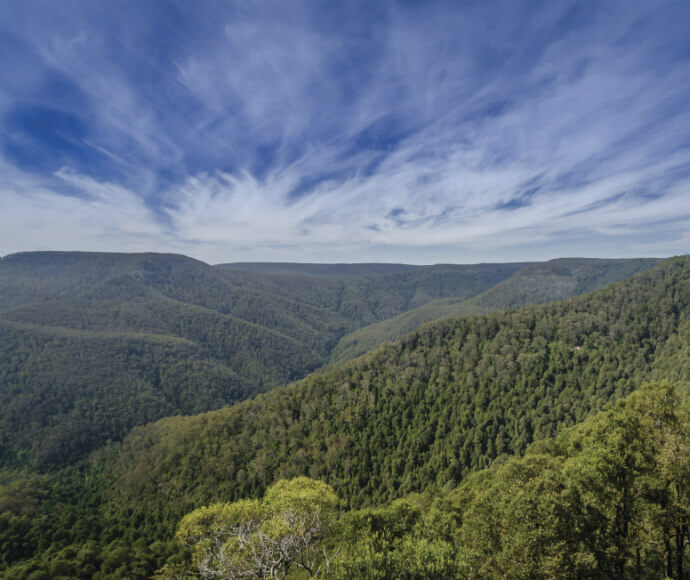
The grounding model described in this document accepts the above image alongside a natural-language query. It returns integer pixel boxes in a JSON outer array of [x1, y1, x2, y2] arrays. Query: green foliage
[[331, 257, 660, 362], [454, 381, 690, 578], [109, 256, 690, 520], [172, 384, 689, 578], [0, 252, 529, 468], [0, 255, 685, 578], [167, 477, 340, 579], [332, 494, 469, 579]]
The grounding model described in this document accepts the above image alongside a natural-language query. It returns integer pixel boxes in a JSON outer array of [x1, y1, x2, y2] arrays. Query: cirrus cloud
[[0, 0, 688, 263]]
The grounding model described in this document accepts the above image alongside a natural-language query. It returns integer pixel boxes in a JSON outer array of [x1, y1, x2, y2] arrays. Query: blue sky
[[0, 0, 688, 263]]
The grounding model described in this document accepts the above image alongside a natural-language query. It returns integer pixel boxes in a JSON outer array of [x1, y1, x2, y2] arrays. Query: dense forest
[[0, 255, 687, 578], [164, 382, 689, 579], [0, 252, 525, 467], [331, 258, 661, 362], [0, 252, 654, 468]]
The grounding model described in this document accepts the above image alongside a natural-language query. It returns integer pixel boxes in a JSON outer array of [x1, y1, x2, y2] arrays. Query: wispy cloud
[[0, 0, 687, 262], [0, 161, 172, 253]]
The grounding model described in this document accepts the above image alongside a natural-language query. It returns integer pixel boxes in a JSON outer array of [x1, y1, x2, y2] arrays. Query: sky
[[0, 0, 688, 264]]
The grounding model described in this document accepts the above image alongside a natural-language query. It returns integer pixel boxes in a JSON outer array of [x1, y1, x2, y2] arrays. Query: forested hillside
[[0, 256, 686, 578], [108, 256, 690, 511], [0, 252, 525, 468], [0, 253, 652, 469], [331, 258, 660, 362], [217, 262, 419, 277], [166, 382, 689, 579]]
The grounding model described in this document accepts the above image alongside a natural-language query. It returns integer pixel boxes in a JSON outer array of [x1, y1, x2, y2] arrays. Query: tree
[[164, 477, 340, 579], [332, 494, 470, 579], [456, 382, 690, 579]]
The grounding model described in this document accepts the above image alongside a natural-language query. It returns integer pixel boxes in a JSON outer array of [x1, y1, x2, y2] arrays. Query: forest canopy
[[0, 255, 686, 579], [167, 382, 690, 579]]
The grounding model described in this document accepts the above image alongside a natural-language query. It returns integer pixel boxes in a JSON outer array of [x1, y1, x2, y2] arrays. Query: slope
[[1, 256, 687, 578], [162, 382, 689, 580], [331, 257, 660, 362], [0, 253, 524, 468], [108, 256, 688, 516], [214, 261, 532, 324]]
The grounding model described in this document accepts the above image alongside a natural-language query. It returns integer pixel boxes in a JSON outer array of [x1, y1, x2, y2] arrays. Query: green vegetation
[[331, 257, 660, 362], [0, 255, 686, 578], [109, 257, 689, 516], [0, 252, 658, 469], [216, 262, 420, 277], [164, 477, 341, 579], [168, 382, 690, 578], [0, 252, 526, 467]]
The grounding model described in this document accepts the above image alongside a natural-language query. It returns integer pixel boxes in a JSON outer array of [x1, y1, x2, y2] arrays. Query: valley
[[0, 253, 686, 578]]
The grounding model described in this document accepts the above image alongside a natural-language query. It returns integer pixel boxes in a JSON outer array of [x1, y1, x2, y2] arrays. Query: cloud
[[0, 0, 688, 263], [0, 162, 171, 254]]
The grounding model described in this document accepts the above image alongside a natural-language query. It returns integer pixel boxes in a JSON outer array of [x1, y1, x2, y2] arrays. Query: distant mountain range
[[217, 262, 420, 276]]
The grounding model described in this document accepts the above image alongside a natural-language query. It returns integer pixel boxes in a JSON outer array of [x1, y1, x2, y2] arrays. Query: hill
[[217, 262, 419, 277], [0, 252, 528, 467], [331, 257, 661, 362], [0, 253, 659, 468], [0, 256, 685, 578], [162, 382, 689, 579], [107, 256, 690, 513]]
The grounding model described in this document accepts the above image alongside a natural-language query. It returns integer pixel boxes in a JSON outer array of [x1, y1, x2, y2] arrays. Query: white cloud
[[0, 0, 688, 263], [0, 164, 172, 255]]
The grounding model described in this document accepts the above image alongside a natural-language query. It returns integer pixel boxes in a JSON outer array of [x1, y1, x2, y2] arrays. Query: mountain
[[0, 251, 333, 467], [107, 256, 690, 513], [217, 262, 419, 277], [0, 252, 528, 467], [330, 257, 661, 362], [0, 255, 684, 578], [0, 254, 660, 468]]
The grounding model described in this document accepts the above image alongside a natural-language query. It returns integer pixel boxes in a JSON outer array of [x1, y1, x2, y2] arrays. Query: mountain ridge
[[108, 256, 689, 517], [331, 257, 661, 362]]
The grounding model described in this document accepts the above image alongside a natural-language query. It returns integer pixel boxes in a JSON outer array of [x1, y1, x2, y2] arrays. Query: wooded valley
[[0, 253, 687, 578]]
